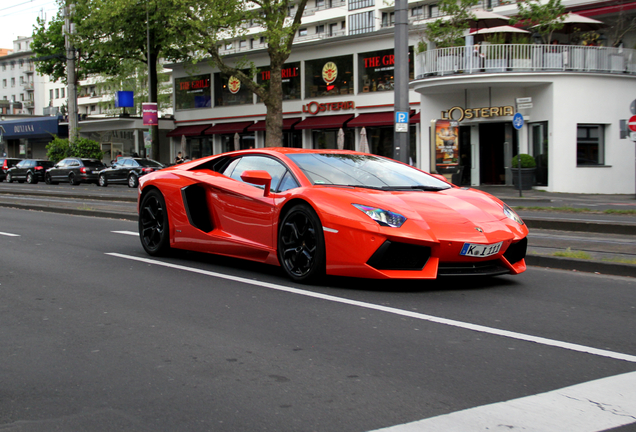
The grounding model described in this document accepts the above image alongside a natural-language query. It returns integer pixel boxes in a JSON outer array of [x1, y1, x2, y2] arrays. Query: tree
[[422, 0, 479, 48], [175, 0, 309, 147], [509, 0, 565, 44], [46, 136, 103, 162]]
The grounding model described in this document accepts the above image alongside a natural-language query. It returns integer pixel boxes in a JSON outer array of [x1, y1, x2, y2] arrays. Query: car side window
[[228, 156, 288, 192], [278, 171, 300, 192], [16, 160, 27, 168], [124, 159, 135, 167]]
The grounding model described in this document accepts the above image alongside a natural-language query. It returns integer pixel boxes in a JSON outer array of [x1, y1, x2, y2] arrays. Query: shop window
[[174, 74, 212, 110], [349, 11, 375, 35], [214, 71, 253, 107], [257, 62, 301, 101], [577, 124, 605, 166], [304, 55, 354, 98], [358, 47, 414, 93], [348, 0, 374, 11]]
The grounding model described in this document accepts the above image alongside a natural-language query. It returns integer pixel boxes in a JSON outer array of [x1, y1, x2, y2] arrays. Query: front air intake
[[503, 238, 527, 265], [367, 241, 431, 271]]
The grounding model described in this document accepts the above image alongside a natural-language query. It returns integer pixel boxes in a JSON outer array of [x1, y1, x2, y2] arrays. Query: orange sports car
[[138, 148, 528, 282]]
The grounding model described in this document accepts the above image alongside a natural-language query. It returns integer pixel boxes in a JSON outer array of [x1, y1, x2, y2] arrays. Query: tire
[[98, 174, 108, 187], [69, 173, 79, 186], [6, 173, 13, 183], [138, 189, 170, 256], [26, 172, 37, 184], [277, 203, 325, 283], [45, 173, 58, 185], [128, 174, 138, 188]]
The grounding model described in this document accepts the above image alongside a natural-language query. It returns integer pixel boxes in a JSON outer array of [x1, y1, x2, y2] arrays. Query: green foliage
[[511, 153, 537, 168], [510, 34, 532, 44], [509, 0, 565, 44], [46, 136, 103, 163], [484, 33, 506, 44], [422, 0, 479, 48]]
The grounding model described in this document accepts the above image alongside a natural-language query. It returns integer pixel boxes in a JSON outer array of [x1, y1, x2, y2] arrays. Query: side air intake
[[181, 185, 213, 233]]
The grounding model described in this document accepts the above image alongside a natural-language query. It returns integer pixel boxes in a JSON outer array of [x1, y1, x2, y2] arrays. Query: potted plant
[[511, 153, 536, 190]]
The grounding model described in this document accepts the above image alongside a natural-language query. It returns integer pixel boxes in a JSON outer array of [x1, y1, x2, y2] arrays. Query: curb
[[525, 255, 636, 278], [0, 202, 137, 221], [524, 219, 636, 235]]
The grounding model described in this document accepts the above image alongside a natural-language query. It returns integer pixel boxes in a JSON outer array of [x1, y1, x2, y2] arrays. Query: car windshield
[[287, 153, 451, 190], [138, 159, 163, 168]]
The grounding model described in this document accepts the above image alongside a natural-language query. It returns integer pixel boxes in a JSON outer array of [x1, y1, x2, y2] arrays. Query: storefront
[[0, 116, 68, 158]]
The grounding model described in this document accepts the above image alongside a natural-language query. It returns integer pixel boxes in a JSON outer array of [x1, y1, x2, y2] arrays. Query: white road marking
[[111, 231, 139, 236], [105, 252, 636, 364], [0, 231, 20, 237], [369, 371, 636, 432]]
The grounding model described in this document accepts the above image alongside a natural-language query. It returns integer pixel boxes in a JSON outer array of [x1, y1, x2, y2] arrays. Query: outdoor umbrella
[[359, 127, 370, 154], [558, 12, 605, 32], [470, 25, 531, 42], [234, 133, 240, 151], [337, 128, 345, 150], [467, 9, 511, 30]]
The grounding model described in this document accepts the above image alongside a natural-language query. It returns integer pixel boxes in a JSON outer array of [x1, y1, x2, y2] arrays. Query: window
[[225, 42, 233, 50], [20, 94, 24, 101], [239, 40, 247, 49], [50, 89, 54, 100], [429, 4, 439, 17], [349, 11, 375, 35], [2, 79, 6, 88], [299, 28, 308, 37], [55, 89, 60, 98], [577, 124, 605, 166], [381, 12, 394, 27], [316, 0, 325, 7], [61, 88, 65, 98], [316, 24, 325, 34], [348, 0, 374, 10], [224, 156, 296, 192], [411, 6, 423, 16], [11, 77, 15, 87]]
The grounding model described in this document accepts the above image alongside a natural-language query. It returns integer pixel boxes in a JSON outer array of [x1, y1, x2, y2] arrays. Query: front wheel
[[98, 174, 108, 187], [278, 203, 325, 283], [138, 189, 170, 256], [128, 174, 138, 188]]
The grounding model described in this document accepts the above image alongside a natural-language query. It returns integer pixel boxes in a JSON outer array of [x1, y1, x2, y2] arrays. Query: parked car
[[97, 157, 164, 188], [45, 157, 107, 185], [6, 159, 55, 184], [0, 158, 22, 182]]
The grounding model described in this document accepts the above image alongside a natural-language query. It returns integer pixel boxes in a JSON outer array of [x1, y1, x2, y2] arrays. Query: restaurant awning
[[410, 112, 420, 124], [166, 124, 211, 137], [346, 112, 394, 128], [247, 117, 302, 132], [0, 117, 67, 139], [204, 121, 255, 135], [294, 114, 355, 130]]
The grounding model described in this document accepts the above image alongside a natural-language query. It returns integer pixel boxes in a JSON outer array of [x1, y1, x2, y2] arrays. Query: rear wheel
[[139, 189, 170, 256], [69, 173, 79, 185], [26, 172, 37, 184], [6, 173, 13, 183], [128, 174, 138, 188], [278, 203, 325, 283], [98, 174, 108, 187]]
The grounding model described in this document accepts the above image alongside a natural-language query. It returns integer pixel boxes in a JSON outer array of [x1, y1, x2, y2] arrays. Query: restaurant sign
[[442, 105, 515, 122], [302, 101, 355, 115]]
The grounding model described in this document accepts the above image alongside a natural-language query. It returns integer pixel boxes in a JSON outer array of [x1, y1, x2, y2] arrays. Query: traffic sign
[[517, 103, 533, 110], [512, 113, 524, 130], [395, 111, 409, 133], [629, 115, 636, 132], [516, 97, 532, 104]]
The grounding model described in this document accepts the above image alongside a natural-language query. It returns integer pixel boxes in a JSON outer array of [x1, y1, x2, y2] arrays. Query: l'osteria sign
[[442, 106, 515, 122]]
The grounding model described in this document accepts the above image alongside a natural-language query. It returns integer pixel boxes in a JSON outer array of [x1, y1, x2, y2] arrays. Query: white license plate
[[460, 241, 503, 258]]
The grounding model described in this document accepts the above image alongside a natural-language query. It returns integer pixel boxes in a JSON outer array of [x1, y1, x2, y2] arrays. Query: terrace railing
[[414, 44, 636, 79]]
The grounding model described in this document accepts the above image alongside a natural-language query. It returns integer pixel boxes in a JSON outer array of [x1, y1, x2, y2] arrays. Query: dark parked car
[[97, 157, 164, 188], [6, 159, 55, 184], [0, 158, 22, 182], [45, 157, 107, 185]]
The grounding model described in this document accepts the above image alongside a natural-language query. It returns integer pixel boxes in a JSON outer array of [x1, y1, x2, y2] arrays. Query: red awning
[[294, 114, 355, 130], [410, 112, 420, 124], [247, 118, 302, 132], [347, 112, 394, 128], [204, 121, 255, 135], [166, 124, 211, 137]]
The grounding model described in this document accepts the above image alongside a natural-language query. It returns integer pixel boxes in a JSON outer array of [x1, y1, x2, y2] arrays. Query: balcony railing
[[23, 81, 34, 90], [415, 44, 636, 79]]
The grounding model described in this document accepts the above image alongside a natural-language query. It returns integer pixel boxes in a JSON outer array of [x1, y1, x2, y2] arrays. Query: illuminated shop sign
[[358, 47, 413, 93], [257, 63, 301, 101], [442, 106, 515, 122], [175, 74, 212, 110], [302, 101, 355, 115]]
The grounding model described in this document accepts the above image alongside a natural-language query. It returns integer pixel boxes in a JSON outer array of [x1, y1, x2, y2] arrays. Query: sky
[[0, 0, 60, 49]]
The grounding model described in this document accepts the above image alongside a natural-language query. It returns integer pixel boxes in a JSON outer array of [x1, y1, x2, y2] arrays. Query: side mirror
[[240, 170, 272, 197]]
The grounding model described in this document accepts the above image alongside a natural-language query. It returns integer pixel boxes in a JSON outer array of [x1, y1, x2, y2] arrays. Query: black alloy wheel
[[128, 174, 138, 188], [139, 189, 170, 256], [26, 172, 37, 184], [278, 203, 325, 283], [6, 173, 13, 183], [98, 174, 108, 187]]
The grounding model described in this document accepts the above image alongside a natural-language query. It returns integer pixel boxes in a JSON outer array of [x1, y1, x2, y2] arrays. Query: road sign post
[[513, 113, 524, 197]]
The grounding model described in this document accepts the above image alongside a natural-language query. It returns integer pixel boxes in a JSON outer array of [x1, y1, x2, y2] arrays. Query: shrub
[[46, 135, 71, 163], [511, 153, 536, 168], [46, 136, 103, 163]]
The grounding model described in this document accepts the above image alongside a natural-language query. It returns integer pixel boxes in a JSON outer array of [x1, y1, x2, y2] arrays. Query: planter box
[[511, 168, 536, 190]]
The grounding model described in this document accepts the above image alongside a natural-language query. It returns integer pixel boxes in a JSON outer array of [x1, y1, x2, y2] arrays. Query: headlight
[[503, 204, 524, 225], [353, 204, 407, 228]]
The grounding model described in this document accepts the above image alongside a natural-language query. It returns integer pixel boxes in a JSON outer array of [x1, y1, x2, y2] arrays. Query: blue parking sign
[[395, 112, 409, 123]]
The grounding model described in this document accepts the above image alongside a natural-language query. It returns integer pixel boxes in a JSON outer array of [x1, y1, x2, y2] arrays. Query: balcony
[[23, 64, 34, 74], [414, 44, 636, 79], [23, 81, 34, 90], [22, 100, 34, 108], [295, 29, 347, 43]]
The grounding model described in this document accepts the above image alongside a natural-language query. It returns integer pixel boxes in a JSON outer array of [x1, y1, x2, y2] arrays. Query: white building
[[166, 0, 636, 194]]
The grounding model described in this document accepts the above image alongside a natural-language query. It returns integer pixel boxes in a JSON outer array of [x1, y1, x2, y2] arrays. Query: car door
[[212, 155, 288, 250], [51, 159, 69, 181], [13, 160, 29, 179]]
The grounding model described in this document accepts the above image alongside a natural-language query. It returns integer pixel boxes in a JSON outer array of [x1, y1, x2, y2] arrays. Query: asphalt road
[[1, 208, 635, 431]]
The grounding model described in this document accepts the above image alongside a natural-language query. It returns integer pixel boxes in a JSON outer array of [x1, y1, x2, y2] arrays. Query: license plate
[[460, 241, 503, 258]]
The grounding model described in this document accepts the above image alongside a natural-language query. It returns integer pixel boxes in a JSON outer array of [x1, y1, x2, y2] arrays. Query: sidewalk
[[1, 183, 635, 277]]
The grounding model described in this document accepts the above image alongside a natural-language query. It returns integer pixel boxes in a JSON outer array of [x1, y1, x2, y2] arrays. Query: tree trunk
[[264, 60, 284, 148]]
